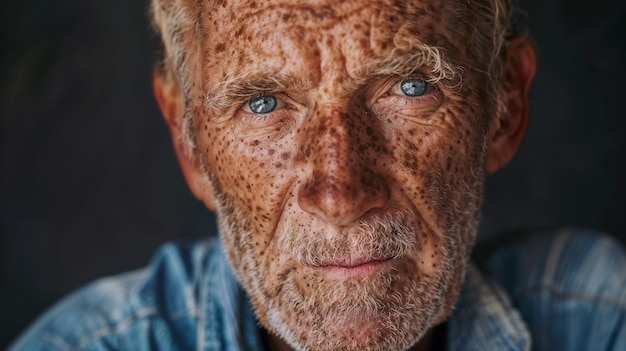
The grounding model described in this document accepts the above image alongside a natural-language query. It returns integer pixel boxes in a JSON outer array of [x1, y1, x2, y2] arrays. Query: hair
[[149, 0, 522, 154], [464, 0, 522, 127], [149, 0, 199, 155]]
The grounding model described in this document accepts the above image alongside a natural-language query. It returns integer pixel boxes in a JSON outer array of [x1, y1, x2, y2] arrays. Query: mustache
[[279, 210, 419, 267]]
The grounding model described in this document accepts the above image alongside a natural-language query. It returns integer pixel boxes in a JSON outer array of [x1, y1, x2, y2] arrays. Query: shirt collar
[[447, 263, 531, 351], [200, 239, 265, 351]]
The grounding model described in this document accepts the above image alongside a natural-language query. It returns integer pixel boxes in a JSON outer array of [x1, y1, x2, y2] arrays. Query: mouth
[[313, 257, 395, 279]]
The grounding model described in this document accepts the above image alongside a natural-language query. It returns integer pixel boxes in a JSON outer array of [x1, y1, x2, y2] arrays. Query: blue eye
[[400, 79, 428, 97], [248, 96, 277, 114]]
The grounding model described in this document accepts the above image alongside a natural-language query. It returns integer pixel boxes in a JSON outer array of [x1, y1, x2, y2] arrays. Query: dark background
[[1, 0, 624, 347]]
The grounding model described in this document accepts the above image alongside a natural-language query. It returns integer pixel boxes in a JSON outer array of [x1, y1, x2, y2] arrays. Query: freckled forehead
[[201, 0, 473, 85]]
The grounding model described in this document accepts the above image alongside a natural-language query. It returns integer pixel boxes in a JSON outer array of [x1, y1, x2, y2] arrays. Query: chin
[[255, 262, 445, 351]]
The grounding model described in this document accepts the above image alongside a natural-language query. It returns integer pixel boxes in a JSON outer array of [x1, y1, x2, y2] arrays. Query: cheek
[[393, 103, 484, 213], [203, 121, 300, 243]]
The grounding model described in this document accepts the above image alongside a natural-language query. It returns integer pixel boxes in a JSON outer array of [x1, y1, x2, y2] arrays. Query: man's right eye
[[247, 96, 277, 114]]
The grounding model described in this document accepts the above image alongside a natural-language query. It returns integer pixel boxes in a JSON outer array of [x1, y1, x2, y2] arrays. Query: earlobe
[[153, 71, 218, 211], [484, 37, 537, 175]]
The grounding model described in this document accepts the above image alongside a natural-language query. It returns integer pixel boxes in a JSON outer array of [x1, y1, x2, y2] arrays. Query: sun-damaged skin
[[154, 0, 536, 350]]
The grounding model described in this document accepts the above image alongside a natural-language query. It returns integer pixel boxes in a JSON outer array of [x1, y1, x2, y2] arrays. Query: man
[[10, 0, 625, 350]]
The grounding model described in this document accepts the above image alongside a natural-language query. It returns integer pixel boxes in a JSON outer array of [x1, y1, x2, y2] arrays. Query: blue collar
[[448, 263, 531, 350]]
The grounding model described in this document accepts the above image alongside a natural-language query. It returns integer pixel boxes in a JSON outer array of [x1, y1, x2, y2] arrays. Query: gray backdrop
[[1, 0, 624, 347]]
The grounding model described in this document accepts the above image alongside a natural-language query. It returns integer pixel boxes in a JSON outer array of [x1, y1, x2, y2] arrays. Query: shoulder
[[9, 239, 222, 351], [477, 228, 626, 350], [478, 228, 626, 300]]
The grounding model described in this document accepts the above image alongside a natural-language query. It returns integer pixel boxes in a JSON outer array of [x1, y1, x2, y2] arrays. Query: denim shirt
[[9, 228, 626, 350]]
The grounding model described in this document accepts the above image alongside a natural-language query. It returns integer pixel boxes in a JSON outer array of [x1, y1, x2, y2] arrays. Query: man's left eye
[[399, 78, 428, 97], [248, 96, 277, 114]]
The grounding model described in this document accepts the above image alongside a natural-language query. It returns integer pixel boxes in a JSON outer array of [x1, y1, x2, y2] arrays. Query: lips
[[313, 257, 395, 279], [317, 257, 390, 268]]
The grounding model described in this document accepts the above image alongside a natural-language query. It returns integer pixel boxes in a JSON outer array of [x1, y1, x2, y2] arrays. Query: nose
[[297, 108, 389, 226]]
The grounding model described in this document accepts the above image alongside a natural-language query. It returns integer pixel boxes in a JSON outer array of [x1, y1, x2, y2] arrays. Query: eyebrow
[[204, 44, 463, 111], [354, 45, 464, 89], [204, 72, 314, 111]]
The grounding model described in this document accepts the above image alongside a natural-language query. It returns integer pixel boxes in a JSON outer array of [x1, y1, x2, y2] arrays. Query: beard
[[213, 193, 479, 351], [268, 210, 440, 351]]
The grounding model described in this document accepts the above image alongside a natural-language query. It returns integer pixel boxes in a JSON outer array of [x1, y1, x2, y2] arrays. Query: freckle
[[259, 162, 265, 167], [214, 42, 225, 53]]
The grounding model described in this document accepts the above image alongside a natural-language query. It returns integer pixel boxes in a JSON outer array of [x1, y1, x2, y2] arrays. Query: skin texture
[[153, 0, 537, 350]]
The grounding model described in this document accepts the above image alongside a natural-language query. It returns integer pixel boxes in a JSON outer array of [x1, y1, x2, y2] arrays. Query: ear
[[153, 70, 217, 211], [484, 37, 537, 175]]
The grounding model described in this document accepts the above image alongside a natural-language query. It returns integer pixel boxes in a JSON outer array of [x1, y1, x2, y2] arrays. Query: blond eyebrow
[[354, 44, 464, 90], [204, 72, 314, 111]]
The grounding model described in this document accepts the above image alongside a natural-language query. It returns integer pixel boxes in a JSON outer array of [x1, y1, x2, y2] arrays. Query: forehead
[[199, 0, 476, 87]]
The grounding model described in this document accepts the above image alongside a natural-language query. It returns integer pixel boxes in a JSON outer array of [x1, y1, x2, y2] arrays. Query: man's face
[[187, 0, 493, 349]]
